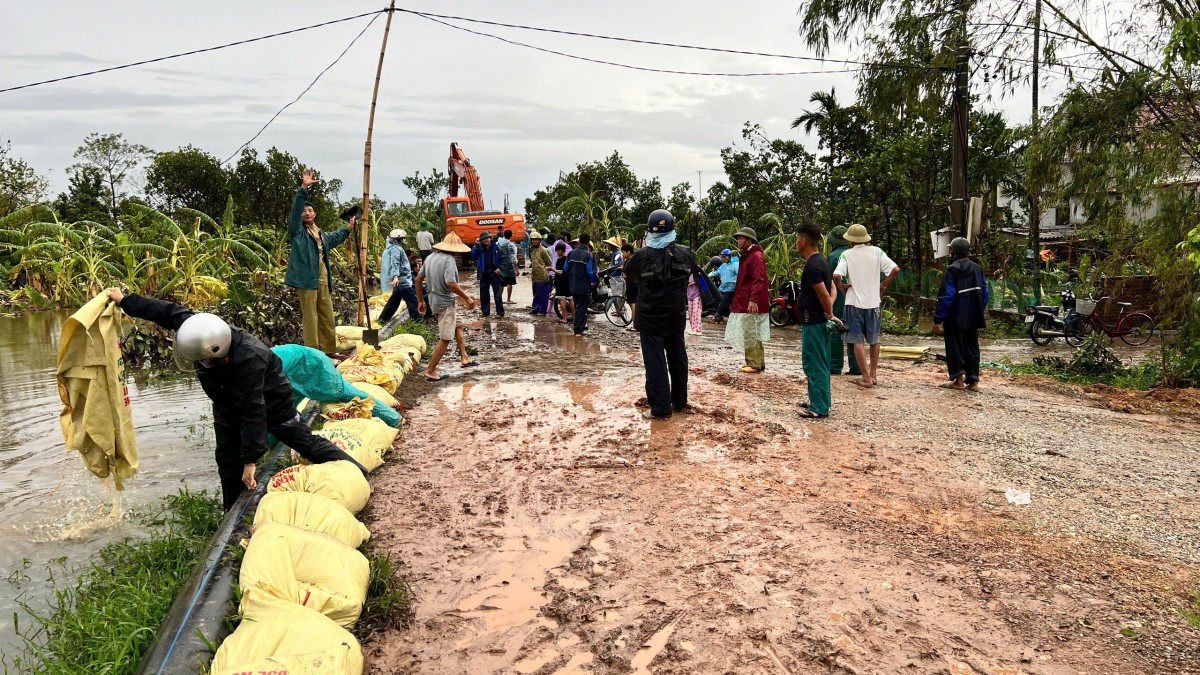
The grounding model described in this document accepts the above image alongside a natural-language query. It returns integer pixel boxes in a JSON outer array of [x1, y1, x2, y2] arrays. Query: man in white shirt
[[414, 220, 436, 264], [832, 223, 900, 388]]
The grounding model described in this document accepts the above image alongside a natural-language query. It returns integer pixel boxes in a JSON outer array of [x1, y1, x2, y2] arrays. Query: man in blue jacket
[[472, 231, 506, 318], [712, 248, 739, 322], [934, 237, 990, 391], [379, 228, 420, 323], [284, 169, 356, 355], [567, 233, 598, 336]]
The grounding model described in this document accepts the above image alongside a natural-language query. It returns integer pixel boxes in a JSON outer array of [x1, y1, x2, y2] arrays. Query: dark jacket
[[624, 243, 697, 335], [472, 241, 504, 280], [118, 294, 295, 464], [284, 188, 352, 290], [934, 256, 990, 330], [731, 244, 769, 313], [567, 246, 597, 296]]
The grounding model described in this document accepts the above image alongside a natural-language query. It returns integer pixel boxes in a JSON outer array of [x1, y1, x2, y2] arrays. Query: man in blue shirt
[[712, 248, 739, 322], [566, 233, 598, 336], [471, 231, 506, 318], [379, 229, 420, 323]]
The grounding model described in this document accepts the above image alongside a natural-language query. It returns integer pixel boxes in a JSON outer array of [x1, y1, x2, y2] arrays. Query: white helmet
[[389, 228, 407, 240], [175, 313, 232, 370]]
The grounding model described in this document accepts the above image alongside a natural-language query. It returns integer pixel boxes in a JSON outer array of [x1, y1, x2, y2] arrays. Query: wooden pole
[[359, 0, 396, 325]]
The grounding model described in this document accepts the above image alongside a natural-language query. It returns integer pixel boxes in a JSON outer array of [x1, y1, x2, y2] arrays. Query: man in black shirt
[[624, 209, 697, 419], [795, 222, 840, 419]]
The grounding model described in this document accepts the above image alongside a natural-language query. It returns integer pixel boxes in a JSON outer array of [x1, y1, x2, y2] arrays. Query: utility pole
[[950, 44, 970, 237], [1030, 0, 1043, 303], [697, 170, 703, 202], [359, 0, 396, 326]]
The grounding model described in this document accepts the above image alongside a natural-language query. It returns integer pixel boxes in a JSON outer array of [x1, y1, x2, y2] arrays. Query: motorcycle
[[553, 266, 632, 327], [768, 281, 803, 327], [1024, 288, 1076, 345]]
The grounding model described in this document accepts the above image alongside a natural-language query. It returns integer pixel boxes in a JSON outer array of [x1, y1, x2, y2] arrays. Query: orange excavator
[[440, 142, 526, 265]]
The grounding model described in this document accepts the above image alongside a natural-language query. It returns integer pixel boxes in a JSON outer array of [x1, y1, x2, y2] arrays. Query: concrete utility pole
[[950, 43, 971, 236], [1030, 0, 1043, 303], [359, 0, 397, 326]]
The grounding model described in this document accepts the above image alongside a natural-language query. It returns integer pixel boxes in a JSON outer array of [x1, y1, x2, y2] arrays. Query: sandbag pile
[[211, 434, 393, 672], [274, 344, 400, 429]]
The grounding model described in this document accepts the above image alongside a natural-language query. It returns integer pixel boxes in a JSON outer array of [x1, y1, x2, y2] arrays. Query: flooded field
[[0, 311, 215, 655]]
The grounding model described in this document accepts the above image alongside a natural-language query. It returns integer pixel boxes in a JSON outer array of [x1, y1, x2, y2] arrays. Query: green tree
[[54, 166, 110, 224], [229, 147, 342, 230], [145, 145, 230, 218], [719, 124, 823, 229], [69, 132, 153, 219], [0, 139, 49, 217]]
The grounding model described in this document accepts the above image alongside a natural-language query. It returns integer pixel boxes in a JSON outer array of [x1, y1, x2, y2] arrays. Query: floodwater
[[0, 311, 215, 655]]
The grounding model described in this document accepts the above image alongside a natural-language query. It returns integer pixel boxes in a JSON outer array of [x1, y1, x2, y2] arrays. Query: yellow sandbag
[[353, 381, 398, 409], [367, 292, 390, 308], [253, 492, 371, 548], [313, 418, 398, 472], [267, 461, 371, 513], [380, 332, 427, 356], [337, 364, 398, 395], [334, 326, 365, 352], [239, 522, 370, 628], [212, 588, 363, 675], [320, 396, 374, 422], [56, 293, 138, 489]]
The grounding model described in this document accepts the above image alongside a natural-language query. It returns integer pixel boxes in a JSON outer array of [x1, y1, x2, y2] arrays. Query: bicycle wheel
[[605, 297, 632, 327], [553, 298, 563, 320], [768, 304, 790, 327], [1064, 317, 1094, 347], [1119, 313, 1155, 346]]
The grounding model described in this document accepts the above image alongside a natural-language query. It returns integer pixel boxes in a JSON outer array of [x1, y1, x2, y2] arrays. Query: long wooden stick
[[359, 0, 396, 326]]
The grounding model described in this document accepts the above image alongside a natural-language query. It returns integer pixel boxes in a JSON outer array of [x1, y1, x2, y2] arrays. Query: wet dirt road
[[363, 283, 1199, 674]]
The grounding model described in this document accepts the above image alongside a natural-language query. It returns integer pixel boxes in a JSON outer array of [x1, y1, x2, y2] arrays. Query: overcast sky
[[1, 0, 1062, 212]]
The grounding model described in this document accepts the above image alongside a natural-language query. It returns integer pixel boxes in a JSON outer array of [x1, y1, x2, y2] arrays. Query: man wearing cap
[[604, 236, 625, 300], [934, 237, 988, 391], [832, 223, 900, 388], [416, 232, 479, 382], [285, 169, 357, 356], [415, 220, 435, 264], [712, 248, 739, 322], [825, 226, 861, 377], [624, 209, 697, 419], [528, 230, 552, 316], [379, 228, 420, 323], [471, 231, 507, 318], [726, 227, 770, 372], [567, 233, 599, 336]]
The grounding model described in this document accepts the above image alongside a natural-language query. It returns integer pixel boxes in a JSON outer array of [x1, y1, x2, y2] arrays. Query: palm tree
[[791, 88, 842, 194]]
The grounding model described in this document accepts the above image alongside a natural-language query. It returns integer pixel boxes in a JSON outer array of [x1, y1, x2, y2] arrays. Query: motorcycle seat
[[1035, 305, 1060, 314], [1117, 301, 1132, 308]]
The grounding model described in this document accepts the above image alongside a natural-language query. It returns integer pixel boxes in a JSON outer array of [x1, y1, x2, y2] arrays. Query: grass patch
[[354, 548, 414, 640], [6, 489, 223, 675], [989, 333, 1162, 390], [393, 318, 437, 351], [1178, 592, 1200, 629]]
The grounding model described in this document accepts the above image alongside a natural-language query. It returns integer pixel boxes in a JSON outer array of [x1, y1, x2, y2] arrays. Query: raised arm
[[108, 288, 194, 332]]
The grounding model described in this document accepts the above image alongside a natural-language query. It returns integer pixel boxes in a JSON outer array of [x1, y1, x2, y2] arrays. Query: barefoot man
[[415, 232, 478, 382]]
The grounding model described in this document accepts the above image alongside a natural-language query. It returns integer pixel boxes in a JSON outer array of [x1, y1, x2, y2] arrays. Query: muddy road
[[363, 284, 1199, 674]]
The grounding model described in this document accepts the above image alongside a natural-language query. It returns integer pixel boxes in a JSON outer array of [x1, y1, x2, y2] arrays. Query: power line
[[406, 11, 867, 77], [397, 7, 936, 72], [221, 11, 383, 165], [0, 10, 386, 95]]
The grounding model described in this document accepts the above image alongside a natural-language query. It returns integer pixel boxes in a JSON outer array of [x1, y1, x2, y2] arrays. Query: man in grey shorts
[[415, 232, 479, 382], [833, 224, 899, 388]]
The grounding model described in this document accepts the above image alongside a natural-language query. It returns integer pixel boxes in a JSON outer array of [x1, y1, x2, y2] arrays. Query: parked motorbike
[[768, 281, 802, 327], [1025, 288, 1076, 345], [553, 267, 632, 326]]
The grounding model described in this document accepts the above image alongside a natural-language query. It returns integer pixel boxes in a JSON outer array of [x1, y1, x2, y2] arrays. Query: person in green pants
[[795, 222, 841, 419], [825, 225, 860, 376]]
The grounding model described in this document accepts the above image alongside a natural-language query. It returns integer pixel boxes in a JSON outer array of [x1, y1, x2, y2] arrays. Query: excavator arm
[[448, 142, 486, 212]]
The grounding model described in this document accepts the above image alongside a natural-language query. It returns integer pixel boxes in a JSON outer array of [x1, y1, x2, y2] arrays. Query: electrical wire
[[396, 7, 938, 72], [221, 11, 383, 165], [0, 10, 386, 95], [406, 11, 867, 77]]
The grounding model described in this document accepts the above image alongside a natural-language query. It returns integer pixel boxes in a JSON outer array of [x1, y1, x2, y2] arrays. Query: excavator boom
[[448, 142, 486, 212]]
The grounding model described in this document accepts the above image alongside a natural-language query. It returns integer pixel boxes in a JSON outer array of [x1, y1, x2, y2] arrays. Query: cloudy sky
[[1, 0, 1059, 211]]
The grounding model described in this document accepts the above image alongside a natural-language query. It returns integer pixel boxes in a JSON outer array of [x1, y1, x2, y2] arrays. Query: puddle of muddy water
[[0, 312, 216, 653]]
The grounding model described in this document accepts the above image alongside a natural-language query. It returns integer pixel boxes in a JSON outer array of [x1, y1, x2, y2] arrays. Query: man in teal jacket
[[285, 169, 356, 355]]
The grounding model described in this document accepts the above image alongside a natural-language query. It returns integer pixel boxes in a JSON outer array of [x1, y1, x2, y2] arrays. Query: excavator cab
[[444, 199, 470, 217]]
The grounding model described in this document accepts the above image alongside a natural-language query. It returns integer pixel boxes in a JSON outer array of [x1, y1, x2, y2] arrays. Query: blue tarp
[[272, 344, 400, 428]]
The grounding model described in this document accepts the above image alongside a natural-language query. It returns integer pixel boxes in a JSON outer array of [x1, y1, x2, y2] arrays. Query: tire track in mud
[[362, 321, 1195, 674]]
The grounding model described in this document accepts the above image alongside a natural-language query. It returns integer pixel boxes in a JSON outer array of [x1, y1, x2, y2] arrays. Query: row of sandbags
[[333, 333, 427, 398], [274, 344, 401, 429], [209, 336, 427, 674], [209, 418, 397, 674]]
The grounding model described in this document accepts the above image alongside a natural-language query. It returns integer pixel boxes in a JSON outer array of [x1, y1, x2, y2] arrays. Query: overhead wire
[[0, 10, 387, 95], [220, 11, 384, 165]]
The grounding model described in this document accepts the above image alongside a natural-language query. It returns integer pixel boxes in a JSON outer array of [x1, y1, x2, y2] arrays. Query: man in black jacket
[[933, 238, 990, 391], [624, 210, 697, 419], [106, 288, 367, 509]]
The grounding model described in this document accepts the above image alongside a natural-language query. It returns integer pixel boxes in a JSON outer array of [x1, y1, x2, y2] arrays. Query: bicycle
[[1064, 295, 1156, 347]]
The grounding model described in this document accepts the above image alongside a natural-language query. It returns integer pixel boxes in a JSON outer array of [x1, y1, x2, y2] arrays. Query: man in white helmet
[[106, 288, 368, 510]]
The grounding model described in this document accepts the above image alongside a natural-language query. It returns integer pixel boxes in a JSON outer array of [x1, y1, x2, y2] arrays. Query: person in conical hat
[[416, 232, 478, 382]]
